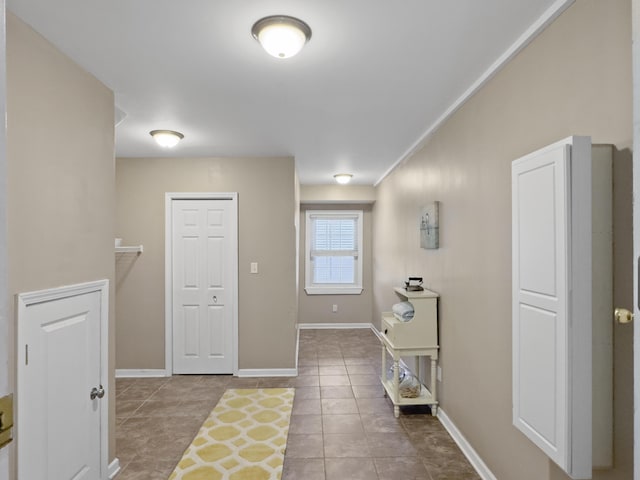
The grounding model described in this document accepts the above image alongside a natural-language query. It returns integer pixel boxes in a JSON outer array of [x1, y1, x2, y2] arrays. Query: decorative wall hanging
[[420, 201, 439, 249]]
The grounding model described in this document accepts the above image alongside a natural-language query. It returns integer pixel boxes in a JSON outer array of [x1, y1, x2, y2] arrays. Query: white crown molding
[[375, 0, 576, 186]]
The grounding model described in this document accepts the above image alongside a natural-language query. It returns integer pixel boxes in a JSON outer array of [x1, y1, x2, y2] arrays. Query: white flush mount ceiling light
[[334, 173, 353, 185], [251, 15, 312, 59], [149, 130, 184, 148]]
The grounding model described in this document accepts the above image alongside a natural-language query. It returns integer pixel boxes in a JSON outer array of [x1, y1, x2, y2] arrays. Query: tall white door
[[172, 198, 236, 374], [17, 283, 107, 480], [512, 137, 592, 479], [512, 143, 570, 467]]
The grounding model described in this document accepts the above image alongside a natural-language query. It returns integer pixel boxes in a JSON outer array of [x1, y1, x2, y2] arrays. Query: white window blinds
[[305, 210, 363, 295]]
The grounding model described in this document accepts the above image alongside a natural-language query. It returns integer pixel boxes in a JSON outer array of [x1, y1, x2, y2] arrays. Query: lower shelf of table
[[381, 378, 438, 417]]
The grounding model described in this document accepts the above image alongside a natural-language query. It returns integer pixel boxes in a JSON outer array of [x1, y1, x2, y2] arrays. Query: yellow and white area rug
[[169, 388, 295, 480]]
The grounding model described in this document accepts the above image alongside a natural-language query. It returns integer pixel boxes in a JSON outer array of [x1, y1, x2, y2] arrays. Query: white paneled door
[[17, 281, 108, 480], [512, 137, 592, 479], [171, 197, 237, 374], [513, 143, 570, 466]]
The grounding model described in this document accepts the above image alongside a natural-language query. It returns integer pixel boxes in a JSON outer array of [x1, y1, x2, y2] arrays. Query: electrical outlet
[[332, 304, 338, 313], [437, 366, 442, 382]]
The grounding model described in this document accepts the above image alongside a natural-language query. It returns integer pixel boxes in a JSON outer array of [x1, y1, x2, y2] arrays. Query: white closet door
[[512, 136, 592, 479], [172, 198, 235, 374]]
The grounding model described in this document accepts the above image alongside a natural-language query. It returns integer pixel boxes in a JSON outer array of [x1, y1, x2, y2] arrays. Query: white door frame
[[633, 2, 640, 477], [16, 279, 109, 479], [164, 192, 239, 376]]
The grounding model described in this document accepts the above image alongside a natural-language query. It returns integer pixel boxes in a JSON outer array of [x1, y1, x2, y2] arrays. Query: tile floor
[[115, 328, 480, 479]]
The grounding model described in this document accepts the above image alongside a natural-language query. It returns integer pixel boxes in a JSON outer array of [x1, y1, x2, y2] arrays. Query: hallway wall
[[115, 157, 298, 371], [298, 204, 373, 326], [373, 1, 633, 479], [7, 12, 116, 474], [297, 185, 376, 326]]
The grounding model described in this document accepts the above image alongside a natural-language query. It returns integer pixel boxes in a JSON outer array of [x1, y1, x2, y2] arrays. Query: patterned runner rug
[[169, 388, 295, 480]]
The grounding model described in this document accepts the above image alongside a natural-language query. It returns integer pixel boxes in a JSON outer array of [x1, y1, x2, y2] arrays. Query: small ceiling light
[[149, 130, 184, 148], [251, 15, 312, 59], [334, 173, 353, 185]]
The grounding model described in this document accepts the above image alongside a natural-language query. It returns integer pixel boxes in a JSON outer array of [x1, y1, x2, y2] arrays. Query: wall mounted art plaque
[[420, 201, 439, 249]]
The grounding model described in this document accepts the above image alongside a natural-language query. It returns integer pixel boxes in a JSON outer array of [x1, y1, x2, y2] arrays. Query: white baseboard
[[295, 327, 300, 369], [116, 368, 300, 378], [115, 369, 169, 378], [108, 458, 121, 479], [297, 322, 374, 330], [236, 368, 298, 377], [437, 409, 497, 480]]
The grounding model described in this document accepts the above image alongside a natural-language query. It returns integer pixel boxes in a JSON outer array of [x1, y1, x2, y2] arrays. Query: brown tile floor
[[115, 329, 480, 480]]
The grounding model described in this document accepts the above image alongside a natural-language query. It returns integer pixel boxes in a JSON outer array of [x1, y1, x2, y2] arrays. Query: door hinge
[[25, 344, 28, 366]]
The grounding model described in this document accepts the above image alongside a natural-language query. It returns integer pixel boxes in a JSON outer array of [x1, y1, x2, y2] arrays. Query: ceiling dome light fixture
[[150, 130, 184, 148], [334, 173, 353, 185], [251, 15, 312, 59]]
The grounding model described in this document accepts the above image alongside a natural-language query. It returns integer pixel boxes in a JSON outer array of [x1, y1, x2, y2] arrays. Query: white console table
[[379, 287, 439, 417]]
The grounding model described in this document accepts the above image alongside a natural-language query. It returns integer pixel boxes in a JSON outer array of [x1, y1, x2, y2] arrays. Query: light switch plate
[[250, 262, 258, 274]]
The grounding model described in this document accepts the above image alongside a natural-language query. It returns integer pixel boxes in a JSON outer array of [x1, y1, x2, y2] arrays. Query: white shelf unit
[[114, 245, 143, 254], [379, 287, 439, 417]]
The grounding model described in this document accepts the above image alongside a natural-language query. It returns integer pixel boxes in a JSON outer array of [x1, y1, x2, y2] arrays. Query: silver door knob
[[90, 385, 105, 400], [614, 308, 634, 324]]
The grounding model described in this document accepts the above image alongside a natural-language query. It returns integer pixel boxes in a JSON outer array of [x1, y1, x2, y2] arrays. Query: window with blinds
[[305, 210, 363, 295]]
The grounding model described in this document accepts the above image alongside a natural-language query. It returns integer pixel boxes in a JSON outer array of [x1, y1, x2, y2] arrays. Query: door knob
[[90, 385, 105, 400], [614, 308, 634, 324]]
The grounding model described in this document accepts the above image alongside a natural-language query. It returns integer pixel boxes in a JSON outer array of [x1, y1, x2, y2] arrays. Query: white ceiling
[[8, 0, 569, 185]]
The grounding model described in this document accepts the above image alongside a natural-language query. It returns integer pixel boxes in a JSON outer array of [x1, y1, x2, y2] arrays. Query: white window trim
[[304, 209, 363, 295]]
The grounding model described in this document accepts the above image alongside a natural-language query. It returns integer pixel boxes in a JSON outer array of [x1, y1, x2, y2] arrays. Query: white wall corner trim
[[236, 369, 298, 378], [115, 369, 170, 378], [297, 323, 374, 330], [108, 458, 121, 479], [0, 5, 8, 479], [374, 0, 576, 186], [437, 409, 497, 480]]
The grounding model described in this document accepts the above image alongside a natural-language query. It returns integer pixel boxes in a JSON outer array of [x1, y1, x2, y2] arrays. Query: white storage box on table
[[379, 287, 440, 417], [382, 288, 438, 348]]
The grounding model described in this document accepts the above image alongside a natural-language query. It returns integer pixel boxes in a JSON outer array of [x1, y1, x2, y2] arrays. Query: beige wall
[[115, 157, 298, 371], [298, 203, 373, 325], [7, 12, 116, 474], [373, 1, 632, 480]]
